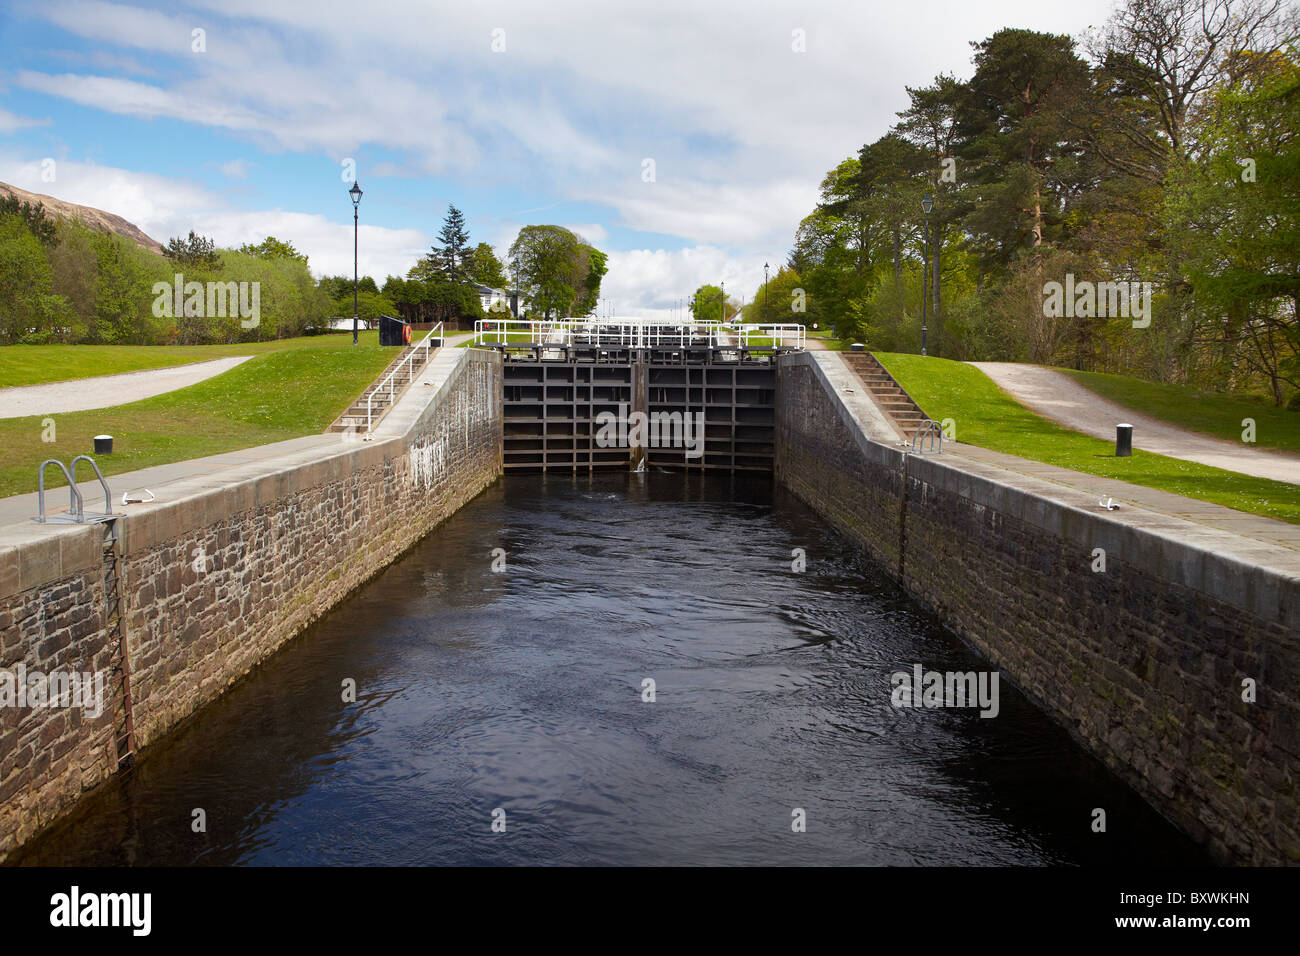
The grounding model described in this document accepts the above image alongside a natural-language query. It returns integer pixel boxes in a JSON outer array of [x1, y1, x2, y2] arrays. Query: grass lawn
[[874, 352, 1300, 524], [1062, 369, 1300, 455], [0, 332, 381, 387], [0, 341, 395, 498]]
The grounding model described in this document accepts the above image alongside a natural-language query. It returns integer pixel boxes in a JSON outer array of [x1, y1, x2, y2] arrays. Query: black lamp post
[[764, 261, 769, 322], [920, 193, 933, 357], [349, 181, 363, 345]]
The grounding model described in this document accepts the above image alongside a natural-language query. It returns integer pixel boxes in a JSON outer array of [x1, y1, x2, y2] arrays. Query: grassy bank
[[1062, 369, 1300, 455], [874, 352, 1300, 524], [0, 332, 381, 387], [0, 342, 394, 497]]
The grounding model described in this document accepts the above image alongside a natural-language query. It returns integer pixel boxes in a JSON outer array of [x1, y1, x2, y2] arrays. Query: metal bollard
[[1116, 423, 1133, 457]]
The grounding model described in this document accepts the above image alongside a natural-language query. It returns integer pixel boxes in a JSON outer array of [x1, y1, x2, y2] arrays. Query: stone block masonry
[[776, 350, 1299, 865], [0, 347, 502, 860]]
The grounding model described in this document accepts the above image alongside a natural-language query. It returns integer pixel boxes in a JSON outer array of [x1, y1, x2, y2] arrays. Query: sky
[[0, 0, 1117, 317]]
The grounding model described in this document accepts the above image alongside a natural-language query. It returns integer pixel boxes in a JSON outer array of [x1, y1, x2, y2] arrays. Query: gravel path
[[0, 356, 254, 419], [970, 362, 1300, 485]]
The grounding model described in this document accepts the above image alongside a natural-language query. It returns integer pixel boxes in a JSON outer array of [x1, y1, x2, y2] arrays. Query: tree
[[384, 275, 485, 326], [508, 225, 606, 318], [0, 215, 71, 343], [746, 267, 804, 325], [691, 284, 725, 323], [466, 241, 508, 288], [334, 289, 396, 324], [1089, 0, 1294, 168], [959, 29, 1092, 259], [573, 245, 608, 316], [0, 194, 58, 246], [94, 233, 150, 344], [416, 204, 472, 282], [239, 236, 308, 264], [1165, 49, 1300, 402], [163, 230, 221, 269], [318, 274, 377, 298]]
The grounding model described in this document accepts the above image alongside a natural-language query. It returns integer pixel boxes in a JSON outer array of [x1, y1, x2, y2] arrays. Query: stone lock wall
[[0, 552, 118, 860], [0, 348, 502, 859], [776, 352, 1299, 865]]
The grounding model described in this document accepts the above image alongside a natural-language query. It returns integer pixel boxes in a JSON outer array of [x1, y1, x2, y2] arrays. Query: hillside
[[0, 180, 164, 253]]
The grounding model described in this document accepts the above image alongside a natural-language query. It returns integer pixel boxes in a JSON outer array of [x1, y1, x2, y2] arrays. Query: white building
[[473, 283, 528, 317]]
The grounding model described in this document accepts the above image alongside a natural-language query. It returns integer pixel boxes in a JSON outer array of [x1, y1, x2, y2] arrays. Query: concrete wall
[[776, 351, 1299, 865], [0, 347, 502, 859]]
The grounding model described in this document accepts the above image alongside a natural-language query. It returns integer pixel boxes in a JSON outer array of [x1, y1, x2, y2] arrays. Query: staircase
[[327, 341, 436, 433], [842, 351, 928, 440]]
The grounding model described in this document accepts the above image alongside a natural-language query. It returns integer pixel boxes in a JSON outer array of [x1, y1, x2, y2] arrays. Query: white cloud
[[219, 158, 253, 179], [11, 0, 1123, 312], [22, 0, 1117, 255], [0, 155, 427, 279], [564, 223, 608, 243], [0, 108, 51, 133], [601, 246, 790, 320]]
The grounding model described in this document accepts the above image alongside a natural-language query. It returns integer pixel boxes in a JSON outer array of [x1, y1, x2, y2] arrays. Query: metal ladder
[[911, 419, 944, 455], [33, 455, 117, 524], [101, 519, 135, 770]]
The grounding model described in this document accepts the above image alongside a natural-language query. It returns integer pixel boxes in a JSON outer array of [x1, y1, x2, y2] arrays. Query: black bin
[[1116, 423, 1133, 457], [379, 314, 411, 347]]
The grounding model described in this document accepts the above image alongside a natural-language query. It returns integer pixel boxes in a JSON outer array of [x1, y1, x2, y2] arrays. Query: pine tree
[[433, 205, 471, 282]]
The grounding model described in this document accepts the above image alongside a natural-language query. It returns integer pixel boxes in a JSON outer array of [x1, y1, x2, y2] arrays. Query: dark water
[[15, 473, 1207, 866]]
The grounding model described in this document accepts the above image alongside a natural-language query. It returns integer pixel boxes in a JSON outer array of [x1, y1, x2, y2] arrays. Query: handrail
[[911, 419, 943, 454], [36, 459, 82, 523], [473, 318, 805, 350], [365, 322, 443, 431], [69, 455, 114, 518]]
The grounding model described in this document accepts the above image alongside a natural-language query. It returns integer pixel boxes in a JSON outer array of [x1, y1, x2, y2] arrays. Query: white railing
[[473, 318, 804, 350], [365, 322, 443, 431]]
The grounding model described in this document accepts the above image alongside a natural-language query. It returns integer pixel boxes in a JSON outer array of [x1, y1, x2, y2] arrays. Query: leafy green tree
[[745, 267, 804, 325], [508, 225, 605, 318], [0, 215, 71, 343], [163, 230, 222, 269], [573, 245, 608, 316], [0, 194, 58, 246], [333, 289, 395, 323], [691, 284, 725, 323], [93, 233, 152, 344], [1165, 49, 1300, 403], [384, 275, 485, 325], [466, 242, 508, 288], [239, 236, 308, 264]]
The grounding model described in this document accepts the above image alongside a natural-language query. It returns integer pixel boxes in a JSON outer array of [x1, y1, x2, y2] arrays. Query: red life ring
[[403, 324, 412, 345]]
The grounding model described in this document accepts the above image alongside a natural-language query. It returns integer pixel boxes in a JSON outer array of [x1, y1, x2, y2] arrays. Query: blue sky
[[0, 0, 1115, 316]]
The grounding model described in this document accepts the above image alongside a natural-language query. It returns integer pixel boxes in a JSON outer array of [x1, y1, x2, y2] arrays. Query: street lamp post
[[349, 181, 363, 345], [720, 281, 725, 323], [764, 261, 769, 323], [920, 193, 933, 357]]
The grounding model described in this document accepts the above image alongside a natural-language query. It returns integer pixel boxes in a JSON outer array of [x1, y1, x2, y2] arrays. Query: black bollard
[[93, 434, 113, 455], [1116, 424, 1133, 457]]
